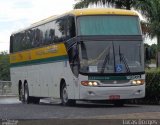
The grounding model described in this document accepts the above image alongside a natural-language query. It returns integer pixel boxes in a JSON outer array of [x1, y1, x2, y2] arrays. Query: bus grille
[[101, 80, 130, 84]]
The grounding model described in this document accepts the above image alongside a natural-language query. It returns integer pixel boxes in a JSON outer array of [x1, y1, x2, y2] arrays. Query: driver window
[[68, 44, 79, 77]]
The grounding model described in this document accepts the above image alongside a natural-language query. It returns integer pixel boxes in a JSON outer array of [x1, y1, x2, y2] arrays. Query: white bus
[[10, 8, 145, 106]]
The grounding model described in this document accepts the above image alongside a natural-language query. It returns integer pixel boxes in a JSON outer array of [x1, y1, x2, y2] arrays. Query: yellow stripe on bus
[[10, 43, 67, 64]]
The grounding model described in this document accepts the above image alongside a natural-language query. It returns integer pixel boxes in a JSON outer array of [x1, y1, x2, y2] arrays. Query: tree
[[74, 0, 137, 10], [150, 44, 157, 59], [135, 0, 160, 66], [0, 52, 10, 81], [136, 0, 160, 50], [144, 43, 157, 60]]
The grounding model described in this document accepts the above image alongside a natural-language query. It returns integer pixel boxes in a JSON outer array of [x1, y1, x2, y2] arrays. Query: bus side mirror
[[145, 47, 151, 61]]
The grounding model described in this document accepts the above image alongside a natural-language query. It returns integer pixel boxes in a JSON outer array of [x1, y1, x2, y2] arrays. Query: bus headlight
[[81, 81, 99, 86], [131, 79, 145, 85]]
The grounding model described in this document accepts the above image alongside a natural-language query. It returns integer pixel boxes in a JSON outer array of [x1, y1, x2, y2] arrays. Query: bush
[[144, 69, 160, 104], [0, 52, 10, 81], [131, 68, 160, 105]]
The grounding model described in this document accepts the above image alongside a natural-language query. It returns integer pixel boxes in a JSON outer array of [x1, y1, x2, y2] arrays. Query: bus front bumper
[[79, 84, 145, 100]]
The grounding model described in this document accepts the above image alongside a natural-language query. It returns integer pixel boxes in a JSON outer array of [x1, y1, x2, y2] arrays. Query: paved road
[[0, 97, 160, 119]]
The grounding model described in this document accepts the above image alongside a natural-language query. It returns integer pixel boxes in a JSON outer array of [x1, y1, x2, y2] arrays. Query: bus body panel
[[10, 60, 76, 99], [10, 43, 76, 99], [79, 84, 145, 100]]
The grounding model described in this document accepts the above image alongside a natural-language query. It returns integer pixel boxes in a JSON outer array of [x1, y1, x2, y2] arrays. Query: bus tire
[[24, 83, 31, 104], [61, 83, 76, 106], [19, 84, 24, 102]]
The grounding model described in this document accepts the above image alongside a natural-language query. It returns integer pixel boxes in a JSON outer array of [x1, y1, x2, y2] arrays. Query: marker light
[[81, 81, 99, 86], [131, 79, 145, 85]]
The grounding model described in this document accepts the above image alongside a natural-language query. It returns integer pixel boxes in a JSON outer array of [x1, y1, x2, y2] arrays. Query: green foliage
[[145, 69, 160, 104], [150, 44, 157, 59], [0, 52, 10, 81], [74, 0, 137, 10], [132, 69, 160, 105], [136, 0, 160, 50], [144, 43, 157, 60]]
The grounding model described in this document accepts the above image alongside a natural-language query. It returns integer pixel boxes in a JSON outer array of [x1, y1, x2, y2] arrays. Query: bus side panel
[[48, 62, 64, 98], [10, 67, 27, 96], [10, 68, 19, 96], [60, 61, 77, 100], [26, 65, 41, 97]]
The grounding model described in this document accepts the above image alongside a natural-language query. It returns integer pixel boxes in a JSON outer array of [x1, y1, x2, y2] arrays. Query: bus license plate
[[109, 95, 120, 100]]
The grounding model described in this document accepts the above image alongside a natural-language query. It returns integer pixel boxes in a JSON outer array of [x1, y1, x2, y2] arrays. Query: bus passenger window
[[67, 16, 76, 40], [55, 18, 66, 43]]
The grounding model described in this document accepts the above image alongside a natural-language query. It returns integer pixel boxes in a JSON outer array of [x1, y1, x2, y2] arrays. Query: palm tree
[[136, 0, 160, 66], [74, 0, 136, 10], [136, 0, 160, 47]]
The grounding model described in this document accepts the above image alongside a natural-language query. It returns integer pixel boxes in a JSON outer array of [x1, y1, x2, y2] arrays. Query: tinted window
[[11, 17, 69, 53], [66, 16, 76, 39], [54, 18, 66, 42], [78, 16, 141, 36], [79, 41, 144, 74]]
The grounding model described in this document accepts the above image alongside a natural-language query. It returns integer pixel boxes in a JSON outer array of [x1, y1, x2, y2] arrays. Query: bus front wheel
[[61, 84, 76, 106]]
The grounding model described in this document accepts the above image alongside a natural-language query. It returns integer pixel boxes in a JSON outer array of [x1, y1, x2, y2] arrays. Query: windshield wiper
[[100, 47, 111, 73], [119, 45, 130, 73], [101, 42, 116, 73]]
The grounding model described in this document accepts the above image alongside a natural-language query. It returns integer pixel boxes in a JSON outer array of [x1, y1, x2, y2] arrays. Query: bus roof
[[69, 8, 137, 16], [12, 8, 138, 35]]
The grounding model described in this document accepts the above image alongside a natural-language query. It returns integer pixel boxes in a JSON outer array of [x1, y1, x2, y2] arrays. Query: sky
[[0, 0, 156, 52], [0, 0, 76, 52]]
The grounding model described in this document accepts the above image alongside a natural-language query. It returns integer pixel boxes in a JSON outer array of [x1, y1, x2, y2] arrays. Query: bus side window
[[55, 18, 66, 43], [67, 16, 76, 40], [49, 29, 55, 42], [13, 33, 23, 52]]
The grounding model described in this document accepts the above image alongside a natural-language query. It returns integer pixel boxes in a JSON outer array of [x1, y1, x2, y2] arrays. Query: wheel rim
[[62, 87, 68, 103], [24, 86, 28, 101]]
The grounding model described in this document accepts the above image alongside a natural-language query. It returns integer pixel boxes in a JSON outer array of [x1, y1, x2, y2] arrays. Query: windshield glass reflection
[[79, 41, 144, 74]]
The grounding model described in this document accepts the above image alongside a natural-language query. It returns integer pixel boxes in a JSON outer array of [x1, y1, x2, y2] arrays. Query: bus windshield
[[79, 41, 144, 74], [77, 16, 141, 36]]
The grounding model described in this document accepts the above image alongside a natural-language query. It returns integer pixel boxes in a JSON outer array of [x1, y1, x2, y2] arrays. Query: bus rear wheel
[[24, 83, 31, 104], [19, 85, 24, 102], [61, 84, 76, 106], [24, 83, 40, 104]]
